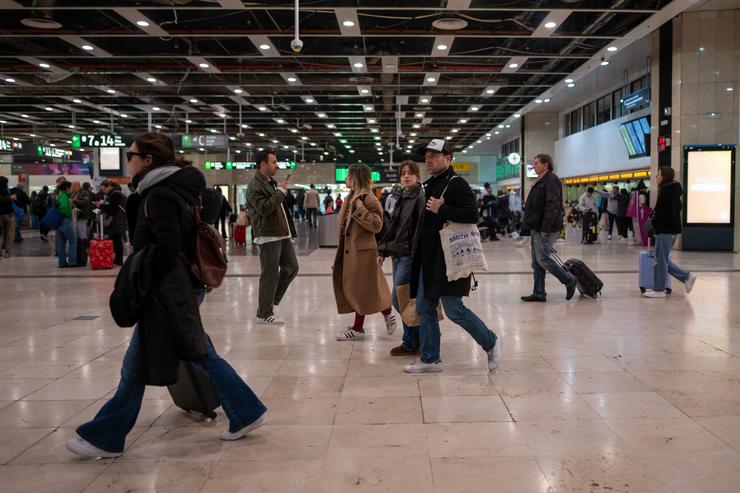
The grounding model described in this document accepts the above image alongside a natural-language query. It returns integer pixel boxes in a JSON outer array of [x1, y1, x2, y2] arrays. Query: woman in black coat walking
[[67, 133, 267, 459]]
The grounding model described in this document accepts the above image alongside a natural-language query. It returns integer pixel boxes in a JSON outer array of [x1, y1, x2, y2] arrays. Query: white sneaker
[[384, 312, 397, 335], [256, 315, 285, 325], [608, 234, 612, 240], [643, 290, 666, 298], [403, 359, 443, 373], [66, 436, 121, 459], [685, 273, 698, 294], [336, 328, 364, 341], [487, 336, 503, 371], [220, 414, 267, 441]]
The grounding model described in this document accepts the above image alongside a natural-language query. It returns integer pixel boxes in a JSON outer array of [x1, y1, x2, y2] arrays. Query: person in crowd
[[598, 185, 622, 240], [615, 188, 630, 240], [480, 183, 499, 241], [10, 183, 29, 243], [521, 154, 577, 302], [70, 181, 93, 266], [578, 187, 598, 244], [643, 166, 697, 298], [333, 164, 396, 341], [100, 180, 127, 266], [66, 132, 267, 459], [216, 188, 232, 240], [377, 160, 425, 356], [55, 180, 78, 268], [247, 149, 299, 325], [284, 189, 296, 220], [29, 191, 39, 229], [34, 185, 50, 241], [295, 189, 306, 221], [324, 195, 335, 214], [403, 139, 502, 373], [0, 177, 17, 258], [125, 176, 142, 244], [509, 188, 523, 235], [335, 194, 343, 211], [304, 184, 320, 228], [496, 190, 510, 236]]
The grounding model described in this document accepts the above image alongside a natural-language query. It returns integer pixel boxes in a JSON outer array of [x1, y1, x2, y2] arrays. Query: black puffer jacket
[[410, 167, 479, 299], [378, 183, 425, 259], [652, 180, 683, 235], [523, 171, 565, 233], [129, 166, 208, 386]]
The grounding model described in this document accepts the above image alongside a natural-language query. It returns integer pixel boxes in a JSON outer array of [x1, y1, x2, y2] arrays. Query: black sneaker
[[566, 282, 577, 301], [521, 294, 546, 302]]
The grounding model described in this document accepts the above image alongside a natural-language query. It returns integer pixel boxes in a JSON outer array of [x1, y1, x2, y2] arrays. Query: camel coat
[[332, 191, 391, 315]]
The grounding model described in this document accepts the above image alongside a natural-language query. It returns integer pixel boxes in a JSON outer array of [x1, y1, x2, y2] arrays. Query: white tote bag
[[438, 176, 489, 281]]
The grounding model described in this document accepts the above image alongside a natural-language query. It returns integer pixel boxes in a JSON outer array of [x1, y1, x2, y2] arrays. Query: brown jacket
[[332, 191, 391, 315]]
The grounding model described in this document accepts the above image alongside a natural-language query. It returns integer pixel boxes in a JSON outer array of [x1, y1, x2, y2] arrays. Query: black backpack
[[199, 188, 222, 225]]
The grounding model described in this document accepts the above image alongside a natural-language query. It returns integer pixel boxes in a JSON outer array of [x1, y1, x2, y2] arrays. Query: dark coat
[[378, 183, 425, 259], [247, 171, 297, 238], [652, 181, 683, 235], [523, 171, 565, 233], [102, 188, 128, 235], [129, 166, 208, 386], [410, 167, 479, 300]]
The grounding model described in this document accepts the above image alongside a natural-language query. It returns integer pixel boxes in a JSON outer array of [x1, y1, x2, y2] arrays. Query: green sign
[[372, 171, 381, 181], [71, 133, 126, 148], [336, 167, 349, 182]]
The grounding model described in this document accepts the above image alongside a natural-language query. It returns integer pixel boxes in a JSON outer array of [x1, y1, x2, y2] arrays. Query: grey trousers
[[257, 238, 299, 318]]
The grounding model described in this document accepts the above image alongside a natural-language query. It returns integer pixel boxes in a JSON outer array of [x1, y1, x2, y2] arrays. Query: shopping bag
[[41, 206, 64, 230], [439, 222, 488, 281], [397, 283, 444, 327]]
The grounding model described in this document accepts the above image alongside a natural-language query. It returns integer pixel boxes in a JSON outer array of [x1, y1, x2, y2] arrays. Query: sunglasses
[[126, 151, 148, 161]]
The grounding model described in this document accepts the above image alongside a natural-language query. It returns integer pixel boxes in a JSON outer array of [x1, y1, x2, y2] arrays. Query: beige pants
[[0, 213, 14, 255]]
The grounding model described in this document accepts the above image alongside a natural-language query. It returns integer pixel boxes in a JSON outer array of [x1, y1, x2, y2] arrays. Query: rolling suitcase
[[167, 361, 220, 420], [233, 224, 247, 246], [89, 212, 114, 270], [638, 239, 672, 294], [552, 250, 603, 299], [581, 211, 598, 244]]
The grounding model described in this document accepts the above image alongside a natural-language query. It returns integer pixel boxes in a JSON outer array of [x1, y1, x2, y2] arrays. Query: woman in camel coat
[[333, 164, 395, 341]]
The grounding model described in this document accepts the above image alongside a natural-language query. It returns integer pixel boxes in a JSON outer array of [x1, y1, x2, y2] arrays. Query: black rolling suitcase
[[581, 211, 598, 243], [167, 361, 220, 420], [552, 250, 603, 299]]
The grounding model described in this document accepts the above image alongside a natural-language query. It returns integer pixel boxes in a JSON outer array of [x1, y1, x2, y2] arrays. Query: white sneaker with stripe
[[384, 312, 397, 335], [256, 315, 285, 325], [336, 328, 364, 341]]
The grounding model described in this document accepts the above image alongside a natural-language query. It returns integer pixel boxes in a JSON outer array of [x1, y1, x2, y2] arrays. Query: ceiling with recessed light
[[0, 0, 683, 162]]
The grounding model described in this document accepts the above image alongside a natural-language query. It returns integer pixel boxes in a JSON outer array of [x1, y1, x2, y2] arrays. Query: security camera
[[291, 38, 303, 53]]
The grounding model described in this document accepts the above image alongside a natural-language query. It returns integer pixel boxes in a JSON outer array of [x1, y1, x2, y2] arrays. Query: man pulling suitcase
[[577, 187, 598, 244]]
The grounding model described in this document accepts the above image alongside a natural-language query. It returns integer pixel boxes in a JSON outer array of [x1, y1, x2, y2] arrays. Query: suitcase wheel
[[666, 288, 672, 294], [640, 287, 646, 293]]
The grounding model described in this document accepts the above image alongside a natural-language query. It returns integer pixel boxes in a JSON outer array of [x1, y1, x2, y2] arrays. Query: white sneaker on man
[[608, 234, 612, 240], [403, 360, 442, 373], [685, 273, 698, 294], [336, 328, 364, 341], [487, 336, 503, 371], [220, 414, 267, 441], [643, 290, 666, 298], [256, 315, 285, 325], [66, 436, 122, 459], [384, 312, 397, 335]]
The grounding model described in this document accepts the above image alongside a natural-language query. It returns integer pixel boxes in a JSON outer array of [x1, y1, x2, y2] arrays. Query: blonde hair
[[348, 163, 372, 193]]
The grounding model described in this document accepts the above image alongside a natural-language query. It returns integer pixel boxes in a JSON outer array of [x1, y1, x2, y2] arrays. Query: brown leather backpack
[[190, 205, 228, 288]]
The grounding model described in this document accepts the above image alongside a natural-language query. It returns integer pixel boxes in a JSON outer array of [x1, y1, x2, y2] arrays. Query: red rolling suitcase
[[90, 212, 114, 270], [233, 224, 247, 246]]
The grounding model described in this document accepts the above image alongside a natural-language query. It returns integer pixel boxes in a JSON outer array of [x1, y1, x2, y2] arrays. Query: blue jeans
[[416, 272, 497, 364], [391, 256, 419, 351], [530, 232, 576, 297], [76, 290, 267, 453], [31, 214, 39, 230], [653, 234, 690, 292], [55, 217, 77, 266], [14, 214, 23, 241]]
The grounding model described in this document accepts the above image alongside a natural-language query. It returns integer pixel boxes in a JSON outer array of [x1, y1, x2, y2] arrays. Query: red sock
[[381, 307, 391, 316], [353, 313, 365, 332]]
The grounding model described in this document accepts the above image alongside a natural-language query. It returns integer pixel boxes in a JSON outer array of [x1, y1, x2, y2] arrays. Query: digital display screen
[[525, 163, 538, 178], [686, 149, 733, 224], [618, 117, 650, 158], [100, 147, 121, 172]]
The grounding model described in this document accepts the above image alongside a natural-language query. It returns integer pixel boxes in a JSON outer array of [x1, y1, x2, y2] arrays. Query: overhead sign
[[204, 160, 296, 171], [180, 134, 228, 149], [11, 162, 91, 175], [37, 145, 71, 159], [71, 134, 128, 148], [0, 139, 23, 153], [622, 87, 650, 111]]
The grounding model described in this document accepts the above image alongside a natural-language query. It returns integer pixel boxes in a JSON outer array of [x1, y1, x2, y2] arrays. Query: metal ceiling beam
[[116, 9, 170, 37]]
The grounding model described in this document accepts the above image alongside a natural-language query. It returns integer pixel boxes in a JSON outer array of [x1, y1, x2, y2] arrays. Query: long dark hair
[[134, 132, 192, 176], [658, 166, 674, 191]]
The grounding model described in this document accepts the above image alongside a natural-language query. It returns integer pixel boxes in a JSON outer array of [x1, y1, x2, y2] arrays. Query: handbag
[[40, 206, 64, 230], [438, 176, 488, 281], [11, 202, 25, 220], [397, 283, 444, 327]]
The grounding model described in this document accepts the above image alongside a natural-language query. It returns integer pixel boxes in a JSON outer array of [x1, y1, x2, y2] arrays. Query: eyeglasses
[[126, 151, 147, 161]]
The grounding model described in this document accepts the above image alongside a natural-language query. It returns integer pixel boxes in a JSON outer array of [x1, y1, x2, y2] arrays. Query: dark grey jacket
[[378, 183, 425, 259], [523, 171, 565, 233]]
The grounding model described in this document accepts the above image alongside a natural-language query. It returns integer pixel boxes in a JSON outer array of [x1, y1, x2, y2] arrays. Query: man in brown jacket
[[304, 184, 320, 228]]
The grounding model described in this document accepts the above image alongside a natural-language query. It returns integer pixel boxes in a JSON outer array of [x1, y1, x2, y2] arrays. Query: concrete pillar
[[522, 112, 558, 198]]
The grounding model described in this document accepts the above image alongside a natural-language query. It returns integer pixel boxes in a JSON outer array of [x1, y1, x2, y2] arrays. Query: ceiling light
[[233, 88, 243, 94], [44, 107, 53, 112], [498, 124, 504, 128], [462, 150, 467, 154], [459, 119, 468, 124], [420, 98, 429, 103], [81, 45, 94, 51], [235, 149, 241, 154], [21, 114, 29, 118], [607, 46, 618, 52], [486, 89, 495, 94], [374, 136, 381, 141], [198, 63, 210, 68], [39, 62, 52, 69], [342, 20, 355, 27], [318, 113, 327, 118], [535, 99, 543, 104], [106, 89, 116, 94], [349, 150, 355, 153], [301, 136, 308, 141], [334, 132, 343, 137], [364, 106, 373, 111], [5, 78, 15, 83], [426, 77, 437, 83], [199, 147, 205, 152], [339, 139, 348, 144], [259, 44, 270, 50], [408, 139, 415, 144], [567, 83, 576, 88], [451, 128, 459, 133], [241, 124, 249, 128], [68, 124, 75, 129], [246, 143, 253, 146], [544, 22, 557, 28], [305, 98, 315, 103], [415, 113, 423, 118], [565, 78, 574, 83], [353, 62, 364, 68], [218, 113, 226, 118], [92, 119, 100, 124], [29, 133, 36, 137], [185, 119, 192, 123], [258, 132, 265, 137], [72, 99, 82, 103], [505, 124, 511, 128], [544, 98, 551, 103], [290, 128, 298, 133], [209, 129, 218, 134], [146, 77, 157, 83], [370, 128, 378, 133], [258, 106, 267, 111], [272, 139, 279, 144], [508, 63, 519, 69], [486, 134, 491, 137], [310, 143, 316, 146], [189, 98, 198, 103], [327, 124, 335, 129], [155, 124, 162, 129], [136, 20, 150, 27], [601, 60, 610, 66], [477, 140, 482, 144], [121, 113, 128, 118], [514, 113, 521, 118], [471, 107, 480, 111], [360, 89, 369, 94], [368, 118, 377, 124], [727, 87, 734, 92], [276, 118, 286, 124], [229, 136, 236, 141], [410, 132, 417, 137], [436, 44, 448, 50], [494, 131, 500, 135], [412, 123, 420, 129], [152, 106, 160, 111], [385, 64, 396, 69]]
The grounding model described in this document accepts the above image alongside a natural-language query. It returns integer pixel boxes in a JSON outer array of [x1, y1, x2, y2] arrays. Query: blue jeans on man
[[653, 234, 690, 292], [14, 213, 23, 241], [391, 255, 419, 352], [55, 217, 77, 267], [416, 272, 497, 364], [76, 290, 267, 454], [530, 232, 576, 298]]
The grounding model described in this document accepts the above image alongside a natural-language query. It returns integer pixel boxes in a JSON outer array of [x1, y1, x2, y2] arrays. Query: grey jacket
[[377, 184, 425, 259]]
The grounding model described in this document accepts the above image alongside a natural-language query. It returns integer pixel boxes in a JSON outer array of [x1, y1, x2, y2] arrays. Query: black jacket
[[410, 167, 479, 299], [102, 188, 128, 235], [523, 171, 565, 233], [652, 181, 683, 235], [128, 166, 208, 386], [378, 183, 425, 259], [11, 187, 29, 213]]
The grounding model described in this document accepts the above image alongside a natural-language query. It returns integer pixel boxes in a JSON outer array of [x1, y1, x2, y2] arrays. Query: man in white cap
[[404, 139, 502, 373]]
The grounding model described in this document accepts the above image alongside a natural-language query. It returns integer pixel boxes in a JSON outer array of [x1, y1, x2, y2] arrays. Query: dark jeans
[[306, 208, 318, 228], [257, 238, 299, 318], [14, 213, 23, 241], [530, 232, 576, 297], [295, 206, 305, 221], [112, 233, 124, 265], [76, 290, 267, 453], [219, 215, 228, 238], [391, 256, 419, 351], [616, 217, 630, 238], [607, 212, 617, 235]]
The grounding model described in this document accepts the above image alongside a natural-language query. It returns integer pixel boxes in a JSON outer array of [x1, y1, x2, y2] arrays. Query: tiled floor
[[2, 227, 740, 492]]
